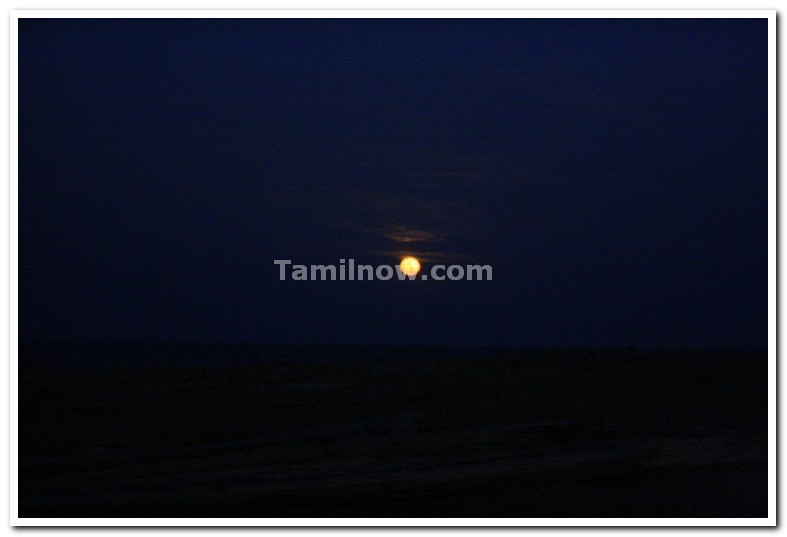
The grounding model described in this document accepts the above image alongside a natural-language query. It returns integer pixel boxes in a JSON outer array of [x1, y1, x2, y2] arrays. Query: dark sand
[[18, 345, 767, 518]]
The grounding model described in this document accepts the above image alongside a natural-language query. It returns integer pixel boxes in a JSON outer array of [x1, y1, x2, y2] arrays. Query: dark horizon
[[19, 18, 767, 350]]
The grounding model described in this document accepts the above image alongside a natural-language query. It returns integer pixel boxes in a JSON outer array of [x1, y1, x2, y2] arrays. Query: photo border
[[9, 9, 777, 527]]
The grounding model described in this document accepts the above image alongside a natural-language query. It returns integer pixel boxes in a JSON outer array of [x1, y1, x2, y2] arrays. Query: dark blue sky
[[19, 18, 767, 349]]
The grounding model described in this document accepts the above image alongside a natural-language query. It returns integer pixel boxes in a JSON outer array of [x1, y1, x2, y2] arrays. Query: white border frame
[[9, 9, 777, 527]]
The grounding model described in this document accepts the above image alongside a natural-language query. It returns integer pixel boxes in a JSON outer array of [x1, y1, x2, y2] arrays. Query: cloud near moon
[[379, 225, 440, 244], [331, 180, 480, 263]]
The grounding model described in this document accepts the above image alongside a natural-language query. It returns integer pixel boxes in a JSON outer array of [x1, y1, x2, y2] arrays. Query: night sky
[[19, 18, 767, 349]]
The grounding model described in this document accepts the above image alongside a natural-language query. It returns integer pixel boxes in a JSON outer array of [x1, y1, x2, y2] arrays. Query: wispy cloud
[[329, 186, 478, 263], [378, 224, 440, 244], [343, 222, 441, 244], [404, 171, 483, 190], [404, 171, 481, 180], [371, 250, 462, 263]]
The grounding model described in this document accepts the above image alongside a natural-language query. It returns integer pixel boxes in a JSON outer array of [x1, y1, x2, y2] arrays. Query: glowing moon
[[400, 256, 421, 277]]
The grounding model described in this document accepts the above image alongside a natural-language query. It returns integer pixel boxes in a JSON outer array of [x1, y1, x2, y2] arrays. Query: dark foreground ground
[[18, 344, 767, 518]]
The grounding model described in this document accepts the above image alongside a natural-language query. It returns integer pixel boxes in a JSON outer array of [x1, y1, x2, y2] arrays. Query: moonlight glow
[[400, 256, 421, 277]]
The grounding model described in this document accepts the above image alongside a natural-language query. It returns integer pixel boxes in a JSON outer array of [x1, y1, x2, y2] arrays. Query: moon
[[400, 256, 421, 277]]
